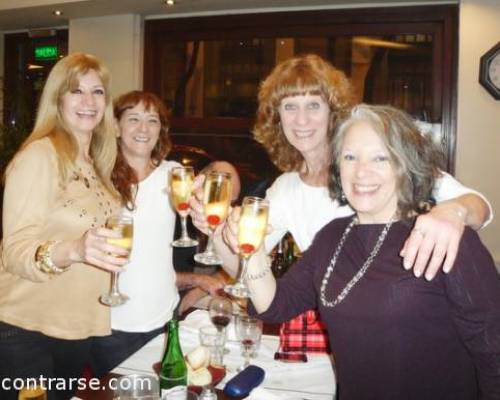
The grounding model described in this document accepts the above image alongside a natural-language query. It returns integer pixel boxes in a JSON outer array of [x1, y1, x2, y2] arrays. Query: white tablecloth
[[113, 310, 336, 400]]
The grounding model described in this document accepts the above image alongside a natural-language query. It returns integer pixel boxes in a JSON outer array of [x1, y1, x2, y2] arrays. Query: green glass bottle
[[160, 319, 188, 399]]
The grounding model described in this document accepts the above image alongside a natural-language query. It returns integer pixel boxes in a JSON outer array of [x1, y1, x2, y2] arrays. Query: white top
[[264, 171, 493, 252], [112, 160, 181, 332]]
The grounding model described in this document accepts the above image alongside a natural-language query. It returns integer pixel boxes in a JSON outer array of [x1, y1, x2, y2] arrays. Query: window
[[145, 6, 458, 176], [3, 30, 68, 130]]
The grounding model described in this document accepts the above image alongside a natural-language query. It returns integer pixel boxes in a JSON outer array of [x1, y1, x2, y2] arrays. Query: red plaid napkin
[[274, 309, 330, 362]]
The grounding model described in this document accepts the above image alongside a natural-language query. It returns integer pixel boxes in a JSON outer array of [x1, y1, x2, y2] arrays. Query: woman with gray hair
[[198, 54, 492, 360], [242, 104, 500, 399]]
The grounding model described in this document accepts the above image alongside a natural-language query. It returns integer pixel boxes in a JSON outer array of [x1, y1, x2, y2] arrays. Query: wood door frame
[[144, 5, 458, 172]]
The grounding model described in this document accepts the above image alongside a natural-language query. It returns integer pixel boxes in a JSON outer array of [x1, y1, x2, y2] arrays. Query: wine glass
[[235, 315, 263, 371], [170, 166, 199, 248], [100, 214, 133, 307], [194, 171, 232, 265], [224, 196, 269, 298], [208, 296, 233, 332], [209, 295, 233, 355]]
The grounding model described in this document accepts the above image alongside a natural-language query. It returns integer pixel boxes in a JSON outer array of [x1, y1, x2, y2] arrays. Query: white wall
[[457, 0, 500, 267], [68, 14, 143, 98]]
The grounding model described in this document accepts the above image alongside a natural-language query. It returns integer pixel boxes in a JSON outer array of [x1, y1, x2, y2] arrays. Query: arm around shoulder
[[433, 172, 492, 229]]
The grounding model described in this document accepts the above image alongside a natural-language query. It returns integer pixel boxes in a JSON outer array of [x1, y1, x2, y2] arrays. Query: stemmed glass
[[198, 325, 226, 400], [209, 296, 233, 355], [194, 171, 232, 265], [100, 214, 133, 307], [236, 316, 263, 371], [225, 196, 269, 298], [208, 296, 233, 332], [170, 166, 198, 248]]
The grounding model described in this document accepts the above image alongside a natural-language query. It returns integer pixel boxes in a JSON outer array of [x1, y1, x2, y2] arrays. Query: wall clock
[[479, 41, 500, 100]]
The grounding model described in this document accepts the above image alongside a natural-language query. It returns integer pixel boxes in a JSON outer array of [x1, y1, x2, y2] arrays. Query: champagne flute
[[170, 166, 199, 248], [194, 171, 232, 265], [225, 196, 269, 298], [100, 214, 133, 307]]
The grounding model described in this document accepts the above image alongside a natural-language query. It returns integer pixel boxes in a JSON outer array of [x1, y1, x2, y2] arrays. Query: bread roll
[[188, 367, 212, 386], [186, 346, 210, 370]]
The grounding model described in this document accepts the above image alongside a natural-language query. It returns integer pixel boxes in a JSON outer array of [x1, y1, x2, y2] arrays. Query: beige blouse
[[0, 138, 120, 340]]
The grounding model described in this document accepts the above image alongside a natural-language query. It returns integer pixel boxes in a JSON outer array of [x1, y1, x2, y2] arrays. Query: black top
[[255, 217, 500, 399]]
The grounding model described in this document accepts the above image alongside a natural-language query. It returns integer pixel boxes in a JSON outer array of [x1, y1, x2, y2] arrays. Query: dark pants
[[90, 325, 165, 378], [0, 321, 93, 400]]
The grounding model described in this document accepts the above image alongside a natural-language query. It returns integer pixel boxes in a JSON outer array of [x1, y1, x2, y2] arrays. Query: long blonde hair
[[18, 52, 118, 195]]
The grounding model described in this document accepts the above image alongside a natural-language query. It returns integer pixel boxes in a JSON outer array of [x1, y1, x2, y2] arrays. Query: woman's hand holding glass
[[70, 226, 130, 272], [99, 214, 134, 307], [189, 174, 211, 235], [224, 196, 269, 298], [194, 171, 232, 265]]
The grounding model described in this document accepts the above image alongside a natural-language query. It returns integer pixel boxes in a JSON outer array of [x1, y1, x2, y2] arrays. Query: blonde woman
[[0, 53, 126, 400]]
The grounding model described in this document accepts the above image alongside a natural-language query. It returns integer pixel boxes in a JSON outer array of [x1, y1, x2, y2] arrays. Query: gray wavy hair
[[329, 103, 444, 221]]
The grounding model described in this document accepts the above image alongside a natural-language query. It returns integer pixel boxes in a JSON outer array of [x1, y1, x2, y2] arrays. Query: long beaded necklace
[[320, 215, 395, 308]]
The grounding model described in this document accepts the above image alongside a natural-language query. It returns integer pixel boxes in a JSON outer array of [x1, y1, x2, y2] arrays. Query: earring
[[340, 191, 346, 202]]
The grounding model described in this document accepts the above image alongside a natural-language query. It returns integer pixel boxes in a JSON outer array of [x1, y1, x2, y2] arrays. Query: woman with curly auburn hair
[[192, 54, 492, 359], [253, 53, 353, 172], [90, 91, 223, 377], [0, 53, 127, 400], [244, 104, 500, 399]]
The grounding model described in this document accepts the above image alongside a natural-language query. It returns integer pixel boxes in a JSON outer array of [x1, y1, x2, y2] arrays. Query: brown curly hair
[[112, 91, 172, 209], [329, 104, 444, 221], [253, 54, 354, 172]]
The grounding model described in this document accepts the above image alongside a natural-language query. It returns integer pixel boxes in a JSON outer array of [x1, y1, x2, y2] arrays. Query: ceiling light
[[164, 0, 175, 5], [53, 10, 63, 16]]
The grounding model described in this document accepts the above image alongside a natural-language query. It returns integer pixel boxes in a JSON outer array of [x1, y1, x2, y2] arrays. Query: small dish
[[152, 363, 226, 393]]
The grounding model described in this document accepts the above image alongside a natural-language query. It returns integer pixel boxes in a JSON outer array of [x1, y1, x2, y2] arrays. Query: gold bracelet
[[35, 240, 65, 275]]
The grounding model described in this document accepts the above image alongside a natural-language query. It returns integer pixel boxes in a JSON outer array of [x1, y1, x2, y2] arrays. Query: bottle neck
[[162, 320, 182, 363]]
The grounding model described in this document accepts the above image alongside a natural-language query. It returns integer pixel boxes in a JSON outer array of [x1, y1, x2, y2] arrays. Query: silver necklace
[[320, 216, 394, 308]]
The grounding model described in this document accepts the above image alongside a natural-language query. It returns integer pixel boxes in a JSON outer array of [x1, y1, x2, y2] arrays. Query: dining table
[[75, 308, 336, 400]]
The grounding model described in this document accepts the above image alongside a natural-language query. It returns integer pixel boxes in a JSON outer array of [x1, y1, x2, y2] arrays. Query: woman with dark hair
[[244, 104, 500, 399], [90, 90, 222, 376], [0, 53, 126, 400]]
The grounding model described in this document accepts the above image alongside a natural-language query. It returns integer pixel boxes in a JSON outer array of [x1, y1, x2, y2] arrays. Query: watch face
[[489, 53, 500, 89]]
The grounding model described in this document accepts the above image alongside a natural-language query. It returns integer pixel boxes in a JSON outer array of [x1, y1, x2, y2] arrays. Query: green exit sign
[[34, 46, 58, 60]]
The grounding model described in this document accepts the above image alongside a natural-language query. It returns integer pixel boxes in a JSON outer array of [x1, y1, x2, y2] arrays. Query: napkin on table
[[244, 387, 288, 399]]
